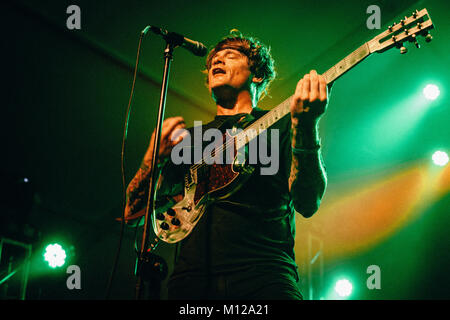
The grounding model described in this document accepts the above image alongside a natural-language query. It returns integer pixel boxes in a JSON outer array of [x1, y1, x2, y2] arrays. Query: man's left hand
[[290, 70, 328, 127]]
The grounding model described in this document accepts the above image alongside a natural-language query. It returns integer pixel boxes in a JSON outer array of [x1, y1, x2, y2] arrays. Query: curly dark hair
[[205, 30, 276, 102]]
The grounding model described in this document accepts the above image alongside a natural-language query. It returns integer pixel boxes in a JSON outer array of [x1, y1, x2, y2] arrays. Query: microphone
[[142, 26, 207, 57]]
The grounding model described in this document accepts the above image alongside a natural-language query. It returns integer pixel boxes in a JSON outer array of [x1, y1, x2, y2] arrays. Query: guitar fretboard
[[235, 42, 371, 149], [323, 42, 370, 84]]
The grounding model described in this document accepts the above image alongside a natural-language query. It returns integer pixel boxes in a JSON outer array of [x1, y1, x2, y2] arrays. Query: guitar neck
[[236, 42, 371, 148], [322, 42, 370, 84]]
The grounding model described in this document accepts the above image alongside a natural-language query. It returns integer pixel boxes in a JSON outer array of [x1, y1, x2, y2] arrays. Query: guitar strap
[[210, 112, 256, 133]]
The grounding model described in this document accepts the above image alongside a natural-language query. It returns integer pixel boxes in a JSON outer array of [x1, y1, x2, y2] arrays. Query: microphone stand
[[135, 40, 174, 300]]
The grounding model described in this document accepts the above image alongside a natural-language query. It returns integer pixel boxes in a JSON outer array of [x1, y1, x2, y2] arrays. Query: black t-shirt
[[161, 108, 298, 280]]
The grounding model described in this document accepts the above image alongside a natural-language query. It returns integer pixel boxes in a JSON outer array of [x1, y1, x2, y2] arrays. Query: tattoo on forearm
[[289, 122, 327, 199], [126, 163, 153, 215], [289, 152, 300, 191]]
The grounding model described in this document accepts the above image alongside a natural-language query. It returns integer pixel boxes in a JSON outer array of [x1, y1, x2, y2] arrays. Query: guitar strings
[[189, 97, 292, 173], [191, 97, 291, 170]]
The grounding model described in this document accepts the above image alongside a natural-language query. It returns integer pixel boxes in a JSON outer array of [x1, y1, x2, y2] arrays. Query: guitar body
[[152, 131, 255, 243]]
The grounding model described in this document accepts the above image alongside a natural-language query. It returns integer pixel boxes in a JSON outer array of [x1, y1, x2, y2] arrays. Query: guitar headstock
[[367, 8, 434, 54]]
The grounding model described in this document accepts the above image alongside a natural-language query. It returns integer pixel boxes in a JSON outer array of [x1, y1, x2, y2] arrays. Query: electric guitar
[[128, 9, 434, 243]]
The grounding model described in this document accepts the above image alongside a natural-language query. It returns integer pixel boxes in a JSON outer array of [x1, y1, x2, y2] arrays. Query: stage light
[[43, 243, 66, 268], [422, 84, 440, 100], [432, 151, 449, 167], [334, 279, 353, 297]]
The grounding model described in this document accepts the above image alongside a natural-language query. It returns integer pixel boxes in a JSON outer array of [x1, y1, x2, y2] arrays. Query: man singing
[[125, 31, 328, 300]]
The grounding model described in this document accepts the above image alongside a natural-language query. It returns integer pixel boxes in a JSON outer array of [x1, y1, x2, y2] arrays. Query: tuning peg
[[410, 34, 420, 48], [397, 42, 407, 54]]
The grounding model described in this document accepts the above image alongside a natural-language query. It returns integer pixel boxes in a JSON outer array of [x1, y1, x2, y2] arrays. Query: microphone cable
[[105, 27, 148, 299]]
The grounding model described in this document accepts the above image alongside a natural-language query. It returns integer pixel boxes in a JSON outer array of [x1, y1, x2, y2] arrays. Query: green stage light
[[432, 150, 449, 167], [43, 243, 66, 268], [423, 84, 440, 100], [334, 279, 353, 297]]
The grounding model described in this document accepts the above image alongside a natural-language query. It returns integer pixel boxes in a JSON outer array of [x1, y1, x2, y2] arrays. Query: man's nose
[[212, 55, 225, 66]]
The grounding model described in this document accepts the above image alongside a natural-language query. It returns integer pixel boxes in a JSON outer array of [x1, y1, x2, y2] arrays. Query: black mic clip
[[142, 26, 207, 57]]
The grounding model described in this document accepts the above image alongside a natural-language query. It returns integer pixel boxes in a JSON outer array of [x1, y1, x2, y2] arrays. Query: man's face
[[207, 48, 253, 96]]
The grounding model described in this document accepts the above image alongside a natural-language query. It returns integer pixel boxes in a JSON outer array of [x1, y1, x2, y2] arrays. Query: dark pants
[[167, 265, 303, 300]]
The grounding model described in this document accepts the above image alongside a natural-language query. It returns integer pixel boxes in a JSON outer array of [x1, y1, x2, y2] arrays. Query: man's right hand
[[143, 116, 187, 167], [124, 116, 187, 222]]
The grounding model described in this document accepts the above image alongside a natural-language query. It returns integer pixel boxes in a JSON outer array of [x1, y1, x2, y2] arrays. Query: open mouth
[[212, 67, 226, 76]]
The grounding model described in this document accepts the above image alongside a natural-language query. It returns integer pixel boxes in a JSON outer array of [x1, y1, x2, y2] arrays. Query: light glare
[[44, 243, 66, 268], [432, 151, 449, 167], [334, 279, 353, 297], [423, 84, 440, 100]]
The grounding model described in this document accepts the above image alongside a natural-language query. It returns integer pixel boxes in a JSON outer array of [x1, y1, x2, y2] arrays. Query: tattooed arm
[[288, 70, 329, 217], [124, 116, 186, 223], [288, 121, 327, 217], [124, 162, 152, 223]]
